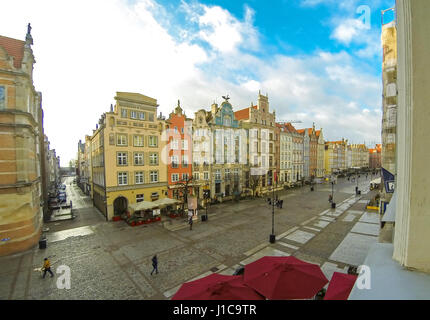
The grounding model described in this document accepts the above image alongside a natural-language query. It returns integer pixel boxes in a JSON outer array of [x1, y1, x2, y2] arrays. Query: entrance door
[[113, 196, 128, 216]]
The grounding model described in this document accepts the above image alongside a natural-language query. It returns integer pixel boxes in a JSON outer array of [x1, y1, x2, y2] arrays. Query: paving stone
[[329, 233, 378, 266], [240, 246, 290, 265], [359, 212, 380, 224], [277, 242, 299, 250], [303, 226, 321, 232], [342, 213, 357, 222], [350, 222, 380, 236], [285, 230, 316, 244], [313, 220, 330, 228], [348, 210, 365, 215], [319, 216, 335, 222]]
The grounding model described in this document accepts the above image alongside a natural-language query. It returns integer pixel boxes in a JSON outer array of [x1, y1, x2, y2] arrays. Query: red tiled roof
[[0, 35, 25, 69], [316, 130, 321, 137], [234, 107, 250, 121]]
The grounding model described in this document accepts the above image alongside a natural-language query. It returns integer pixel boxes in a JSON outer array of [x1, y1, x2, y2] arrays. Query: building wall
[[0, 32, 43, 256], [100, 92, 168, 220], [166, 103, 193, 201], [393, 0, 430, 272]]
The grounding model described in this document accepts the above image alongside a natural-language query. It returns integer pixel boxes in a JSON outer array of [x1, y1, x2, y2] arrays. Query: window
[[204, 172, 209, 180], [149, 136, 158, 147], [121, 109, 127, 118], [171, 139, 179, 150], [0, 86, 5, 110], [182, 173, 189, 181], [135, 172, 144, 184], [130, 110, 137, 119], [172, 173, 179, 182], [117, 152, 127, 165], [117, 134, 127, 146], [134, 153, 144, 165], [215, 169, 221, 180], [150, 171, 158, 183], [182, 154, 188, 167], [171, 155, 179, 168], [136, 194, 144, 202], [118, 172, 128, 185], [182, 140, 188, 150], [181, 127, 184, 134], [193, 172, 199, 181], [174, 126, 178, 133], [149, 153, 158, 165], [139, 112, 145, 120], [134, 135, 144, 147], [148, 113, 154, 121], [225, 169, 230, 179]]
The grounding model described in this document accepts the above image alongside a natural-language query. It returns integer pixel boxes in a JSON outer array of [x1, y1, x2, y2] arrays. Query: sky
[[0, 0, 395, 165]]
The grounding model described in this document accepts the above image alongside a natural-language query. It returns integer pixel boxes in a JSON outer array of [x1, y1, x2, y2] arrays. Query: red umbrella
[[243, 256, 329, 300], [172, 273, 265, 300], [324, 272, 357, 300]]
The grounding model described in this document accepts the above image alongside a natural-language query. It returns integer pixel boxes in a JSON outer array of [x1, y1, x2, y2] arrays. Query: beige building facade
[[91, 92, 168, 221], [0, 27, 44, 256]]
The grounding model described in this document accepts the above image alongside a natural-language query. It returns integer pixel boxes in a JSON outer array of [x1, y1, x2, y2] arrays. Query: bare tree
[[174, 176, 194, 214], [249, 174, 261, 198]]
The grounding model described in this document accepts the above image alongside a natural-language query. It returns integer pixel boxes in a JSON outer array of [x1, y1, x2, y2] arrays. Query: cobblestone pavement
[[0, 175, 381, 300]]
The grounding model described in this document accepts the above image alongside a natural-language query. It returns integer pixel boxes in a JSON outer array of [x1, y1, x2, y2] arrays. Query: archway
[[113, 196, 128, 216]]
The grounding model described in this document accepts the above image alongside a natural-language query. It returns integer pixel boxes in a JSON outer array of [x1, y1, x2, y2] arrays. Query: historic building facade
[[210, 98, 246, 201], [166, 101, 193, 201], [91, 92, 168, 221], [316, 129, 325, 177], [235, 92, 277, 195], [277, 123, 293, 185], [0, 26, 44, 256]]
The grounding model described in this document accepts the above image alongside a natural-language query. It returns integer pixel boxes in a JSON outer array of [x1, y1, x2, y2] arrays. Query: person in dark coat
[[151, 255, 158, 275], [280, 200, 283, 209], [189, 216, 193, 230]]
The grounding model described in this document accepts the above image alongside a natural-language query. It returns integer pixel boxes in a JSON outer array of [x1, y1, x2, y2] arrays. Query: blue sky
[[0, 0, 395, 163]]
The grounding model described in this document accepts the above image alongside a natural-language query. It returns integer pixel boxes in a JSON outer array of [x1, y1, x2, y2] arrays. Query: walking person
[[280, 200, 283, 209], [189, 216, 193, 230], [150, 255, 158, 275], [42, 258, 54, 278]]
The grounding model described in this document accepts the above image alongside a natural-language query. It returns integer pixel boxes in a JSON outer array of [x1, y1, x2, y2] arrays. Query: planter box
[[112, 216, 122, 222], [155, 217, 161, 221], [130, 221, 136, 226]]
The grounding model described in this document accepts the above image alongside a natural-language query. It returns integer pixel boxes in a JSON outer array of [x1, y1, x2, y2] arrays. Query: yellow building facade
[[91, 92, 168, 221], [0, 27, 45, 256]]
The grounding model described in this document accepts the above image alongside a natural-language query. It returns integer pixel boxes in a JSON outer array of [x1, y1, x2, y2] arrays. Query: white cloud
[[331, 18, 367, 45]]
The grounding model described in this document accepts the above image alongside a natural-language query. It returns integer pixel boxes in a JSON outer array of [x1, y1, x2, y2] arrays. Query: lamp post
[[269, 173, 277, 244], [355, 170, 360, 195], [331, 175, 336, 208]]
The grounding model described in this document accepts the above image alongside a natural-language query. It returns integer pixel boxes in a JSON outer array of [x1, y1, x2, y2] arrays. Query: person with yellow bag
[[42, 257, 54, 278]]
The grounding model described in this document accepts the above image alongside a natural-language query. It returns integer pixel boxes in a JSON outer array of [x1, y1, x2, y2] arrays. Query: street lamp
[[330, 175, 336, 208], [355, 170, 360, 195], [269, 173, 278, 244]]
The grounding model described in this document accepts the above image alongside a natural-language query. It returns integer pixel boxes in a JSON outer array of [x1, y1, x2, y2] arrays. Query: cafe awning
[[129, 201, 159, 211], [152, 198, 181, 208]]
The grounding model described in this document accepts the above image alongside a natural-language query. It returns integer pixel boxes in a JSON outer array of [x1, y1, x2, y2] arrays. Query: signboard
[[381, 167, 395, 193], [152, 209, 160, 216], [187, 196, 197, 210]]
